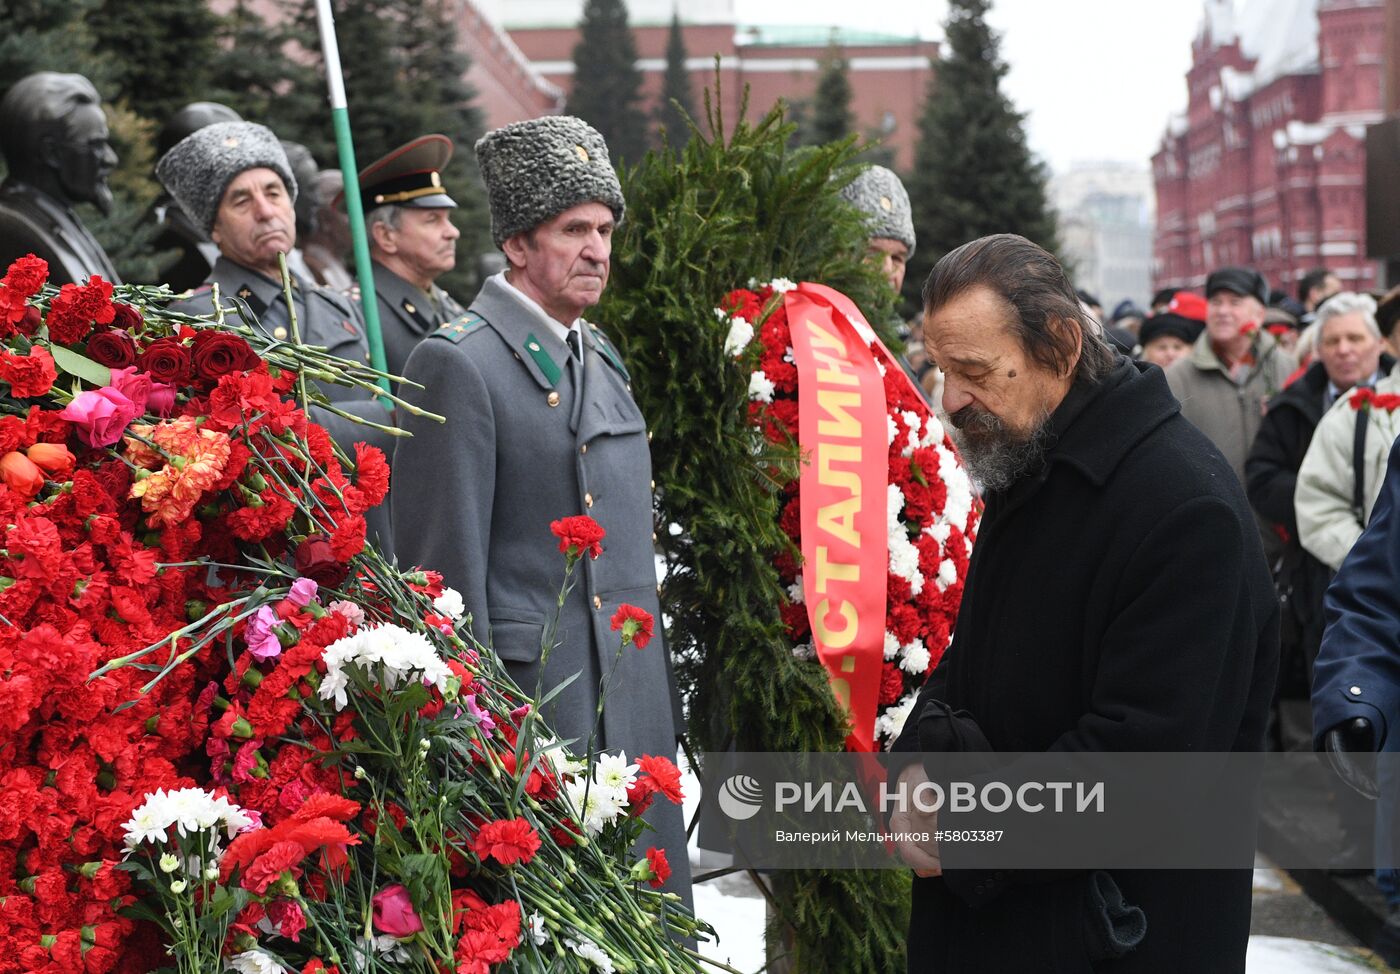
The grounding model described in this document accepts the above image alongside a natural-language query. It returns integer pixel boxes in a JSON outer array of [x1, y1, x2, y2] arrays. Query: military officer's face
[[504, 202, 613, 324], [379, 207, 459, 283], [211, 167, 296, 277]]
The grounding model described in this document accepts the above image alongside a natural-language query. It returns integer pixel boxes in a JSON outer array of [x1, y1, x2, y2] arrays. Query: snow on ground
[[1247, 937, 1379, 972]]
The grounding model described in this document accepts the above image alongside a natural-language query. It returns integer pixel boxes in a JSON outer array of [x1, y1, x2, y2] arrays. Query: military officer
[[391, 117, 690, 903], [156, 121, 396, 544], [352, 134, 468, 377]]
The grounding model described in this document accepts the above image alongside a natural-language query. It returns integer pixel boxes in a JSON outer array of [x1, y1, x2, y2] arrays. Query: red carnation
[[353, 443, 390, 508], [0, 347, 56, 397], [550, 514, 605, 561], [636, 754, 683, 804], [645, 846, 671, 888], [610, 603, 654, 649], [45, 275, 115, 345], [472, 816, 541, 867], [241, 839, 307, 894], [138, 337, 192, 384], [879, 663, 905, 706], [0, 255, 47, 330]]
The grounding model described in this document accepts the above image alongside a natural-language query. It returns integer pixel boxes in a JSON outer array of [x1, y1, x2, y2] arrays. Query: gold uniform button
[[547, 391, 561, 407], [647, 431, 654, 443], [593, 595, 602, 610], [650, 480, 655, 490], [273, 326, 288, 340], [580, 444, 588, 455], [405, 302, 416, 314], [585, 492, 594, 508], [652, 531, 658, 542]]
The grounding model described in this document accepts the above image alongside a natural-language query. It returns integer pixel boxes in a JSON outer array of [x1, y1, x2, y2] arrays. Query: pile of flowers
[[717, 280, 980, 747], [0, 256, 709, 973]]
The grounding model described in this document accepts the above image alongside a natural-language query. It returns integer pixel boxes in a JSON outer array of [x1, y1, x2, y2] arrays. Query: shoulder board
[[586, 321, 631, 382], [432, 312, 487, 344]]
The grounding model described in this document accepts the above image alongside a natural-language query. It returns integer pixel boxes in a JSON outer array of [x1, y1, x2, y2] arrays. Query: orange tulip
[[0, 451, 44, 499], [25, 442, 75, 478]]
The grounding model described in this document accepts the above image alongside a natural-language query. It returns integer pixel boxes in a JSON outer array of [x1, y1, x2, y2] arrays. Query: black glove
[[1324, 717, 1379, 800]]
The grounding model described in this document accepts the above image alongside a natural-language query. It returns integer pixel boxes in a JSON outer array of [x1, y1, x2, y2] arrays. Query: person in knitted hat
[[391, 116, 691, 906], [839, 164, 915, 292], [158, 120, 396, 545]]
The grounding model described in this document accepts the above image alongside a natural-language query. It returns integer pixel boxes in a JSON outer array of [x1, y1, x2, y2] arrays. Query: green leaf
[[50, 343, 113, 388]]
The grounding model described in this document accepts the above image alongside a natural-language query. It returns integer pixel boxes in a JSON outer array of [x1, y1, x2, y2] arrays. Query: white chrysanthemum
[[433, 587, 465, 622], [769, 277, 797, 293], [921, 413, 945, 448], [901, 410, 923, 455], [593, 752, 639, 794], [791, 643, 816, 661], [713, 307, 728, 321], [899, 639, 930, 674], [123, 788, 252, 850], [540, 738, 586, 778], [887, 484, 906, 530], [529, 912, 549, 946], [883, 630, 900, 661], [748, 371, 776, 403], [886, 414, 898, 446], [226, 950, 287, 974], [566, 778, 626, 836], [318, 624, 452, 711], [724, 317, 754, 356], [567, 937, 617, 973], [876, 692, 919, 745]]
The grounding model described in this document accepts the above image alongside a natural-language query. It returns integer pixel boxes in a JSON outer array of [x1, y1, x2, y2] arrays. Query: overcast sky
[[736, 0, 1208, 174]]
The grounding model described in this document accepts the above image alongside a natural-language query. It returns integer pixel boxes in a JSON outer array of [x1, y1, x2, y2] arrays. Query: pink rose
[[58, 386, 141, 448], [287, 577, 319, 608], [109, 366, 174, 416], [371, 884, 424, 938], [244, 605, 282, 660]]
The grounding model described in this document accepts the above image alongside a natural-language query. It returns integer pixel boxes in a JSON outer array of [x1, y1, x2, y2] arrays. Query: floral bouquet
[[716, 279, 980, 748], [0, 256, 713, 973]]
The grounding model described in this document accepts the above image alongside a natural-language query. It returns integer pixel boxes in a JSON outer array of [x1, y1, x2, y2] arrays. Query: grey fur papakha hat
[[839, 165, 915, 258], [475, 115, 624, 248], [156, 121, 298, 236]]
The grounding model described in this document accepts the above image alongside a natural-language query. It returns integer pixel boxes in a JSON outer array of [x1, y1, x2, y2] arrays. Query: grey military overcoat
[[367, 260, 466, 379], [391, 273, 690, 898]]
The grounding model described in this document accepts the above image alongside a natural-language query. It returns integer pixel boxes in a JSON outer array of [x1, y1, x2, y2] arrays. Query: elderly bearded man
[[887, 235, 1277, 972], [391, 117, 690, 903]]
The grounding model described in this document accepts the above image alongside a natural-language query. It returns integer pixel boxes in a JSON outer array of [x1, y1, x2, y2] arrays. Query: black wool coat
[[892, 357, 1279, 973]]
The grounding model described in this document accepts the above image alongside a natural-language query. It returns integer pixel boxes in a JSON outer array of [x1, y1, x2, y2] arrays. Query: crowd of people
[[11, 68, 1400, 972]]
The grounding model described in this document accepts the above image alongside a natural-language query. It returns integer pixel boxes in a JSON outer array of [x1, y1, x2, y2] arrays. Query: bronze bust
[[0, 72, 120, 284]]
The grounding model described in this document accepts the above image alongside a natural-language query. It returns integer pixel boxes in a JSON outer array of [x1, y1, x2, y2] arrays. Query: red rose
[[550, 514, 605, 561], [610, 603, 655, 649], [138, 337, 192, 384], [371, 884, 424, 938], [86, 329, 138, 369], [0, 347, 57, 397], [472, 816, 542, 866], [191, 330, 259, 382], [111, 302, 143, 332], [293, 534, 348, 589]]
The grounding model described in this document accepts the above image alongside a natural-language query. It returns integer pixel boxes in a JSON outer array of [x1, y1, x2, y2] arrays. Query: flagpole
[[314, 0, 391, 403]]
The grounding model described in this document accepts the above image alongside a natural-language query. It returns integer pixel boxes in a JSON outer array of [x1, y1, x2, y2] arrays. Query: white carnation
[[567, 937, 617, 973], [529, 912, 549, 945], [787, 576, 804, 604], [886, 414, 898, 446], [748, 370, 776, 403], [791, 642, 816, 661], [876, 692, 919, 745], [713, 307, 728, 321], [899, 638, 931, 674], [433, 587, 465, 622], [889, 532, 922, 593], [883, 630, 900, 660], [723, 317, 754, 356], [937, 558, 958, 591], [922, 413, 945, 447], [901, 410, 922, 455], [769, 277, 797, 293], [887, 484, 906, 530], [783, 346, 795, 364]]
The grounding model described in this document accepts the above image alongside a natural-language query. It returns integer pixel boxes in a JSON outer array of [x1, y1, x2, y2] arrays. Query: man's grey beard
[[947, 406, 1053, 493]]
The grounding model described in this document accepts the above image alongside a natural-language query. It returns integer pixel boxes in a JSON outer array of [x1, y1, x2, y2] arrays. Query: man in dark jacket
[[1246, 298, 1390, 746], [891, 234, 1278, 972]]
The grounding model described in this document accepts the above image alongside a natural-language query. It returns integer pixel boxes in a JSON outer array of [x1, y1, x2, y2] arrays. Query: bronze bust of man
[[0, 72, 120, 283]]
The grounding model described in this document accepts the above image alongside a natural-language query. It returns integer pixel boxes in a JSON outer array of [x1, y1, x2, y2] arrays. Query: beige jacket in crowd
[[1165, 327, 1297, 487], [1294, 371, 1400, 571]]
